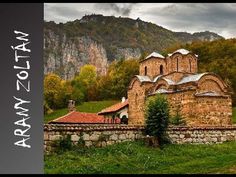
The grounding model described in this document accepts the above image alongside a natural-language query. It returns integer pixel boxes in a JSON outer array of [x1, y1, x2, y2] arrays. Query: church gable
[[197, 73, 230, 94], [166, 51, 198, 74], [128, 75, 152, 89]]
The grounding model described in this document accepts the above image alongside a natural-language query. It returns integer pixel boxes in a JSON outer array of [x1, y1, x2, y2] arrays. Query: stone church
[[128, 49, 232, 126]]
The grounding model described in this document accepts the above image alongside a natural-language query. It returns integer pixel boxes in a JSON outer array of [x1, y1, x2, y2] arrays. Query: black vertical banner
[[0, 3, 43, 174]]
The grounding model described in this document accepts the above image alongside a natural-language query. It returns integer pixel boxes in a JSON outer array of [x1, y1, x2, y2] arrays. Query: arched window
[[189, 57, 192, 72], [160, 65, 163, 75], [144, 66, 147, 75], [176, 57, 179, 71]]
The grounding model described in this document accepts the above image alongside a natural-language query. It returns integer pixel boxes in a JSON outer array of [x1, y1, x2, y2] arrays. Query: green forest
[[44, 38, 236, 115]]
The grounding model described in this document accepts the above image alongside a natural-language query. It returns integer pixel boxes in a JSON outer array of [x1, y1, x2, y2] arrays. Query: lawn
[[44, 140, 236, 174], [44, 100, 119, 123], [233, 107, 236, 124]]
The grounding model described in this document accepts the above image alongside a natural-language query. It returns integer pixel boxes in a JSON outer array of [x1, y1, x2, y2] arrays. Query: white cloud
[[44, 3, 236, 38]]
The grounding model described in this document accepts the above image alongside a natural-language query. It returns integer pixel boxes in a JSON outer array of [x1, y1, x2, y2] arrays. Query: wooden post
[[145, 136, 160, 148]]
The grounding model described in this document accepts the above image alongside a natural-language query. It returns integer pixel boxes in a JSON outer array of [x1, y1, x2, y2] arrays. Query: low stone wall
[[168, 126, 236, 144], [44, 124, 236, 153], [44, 124, 145, 152]]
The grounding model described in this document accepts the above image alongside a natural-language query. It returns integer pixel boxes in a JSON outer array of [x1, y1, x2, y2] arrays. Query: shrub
[[77, 138, 85, 148], [54, 135, 73, 153], [98, 134, 110, 142], [145, 94, 170, 146]]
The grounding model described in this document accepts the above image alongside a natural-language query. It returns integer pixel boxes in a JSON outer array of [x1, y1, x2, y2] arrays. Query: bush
[[54, 135, 73, 153], [77, 138, 85, 148], [145, 94, 170, 146]]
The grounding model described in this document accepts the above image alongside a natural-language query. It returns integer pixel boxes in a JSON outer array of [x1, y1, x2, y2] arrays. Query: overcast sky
[[44, 3, 236, 39]]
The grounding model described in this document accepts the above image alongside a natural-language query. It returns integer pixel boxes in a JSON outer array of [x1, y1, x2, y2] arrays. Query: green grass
[[233, 107, 236, 124], [44, 100, 119, 123], [44, 140, 236, 174], [76, 100, 119, 113], [44, 108, 68, 123]]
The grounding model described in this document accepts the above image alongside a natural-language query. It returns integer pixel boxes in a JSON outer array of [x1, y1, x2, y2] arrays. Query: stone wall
[[44, 124, 236, 153], [139, 57, 166, 79], [146, 89, 232, 126], [192, 95, 232, 125], [166, 53, 198, 74], [168, 126, 236, 144], [128, 80, 153, 125], [44, 124, 145, 153]]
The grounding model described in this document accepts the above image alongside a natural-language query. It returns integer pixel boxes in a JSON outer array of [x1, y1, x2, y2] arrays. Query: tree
[[44, 73, 63, 109], [44, 73, 75, 111], [145, 94, 170, 147], [97, 74, 112, 100], [98, 59, 139, 100], [77, 64, 97, 86], [73, 64, 98, 101]]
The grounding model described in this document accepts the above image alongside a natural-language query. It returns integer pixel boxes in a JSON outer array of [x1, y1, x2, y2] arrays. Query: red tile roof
[[98, 99, 128, 115], [50, 111, 106, 124]]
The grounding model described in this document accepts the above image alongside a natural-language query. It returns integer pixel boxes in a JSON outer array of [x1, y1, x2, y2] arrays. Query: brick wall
[[44, 124, 236, 153]]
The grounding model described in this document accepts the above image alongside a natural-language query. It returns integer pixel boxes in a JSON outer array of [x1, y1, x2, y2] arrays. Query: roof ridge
[[50, 111, 75, 123], [98, 100, 128, 115], [168, 48, 198, 57], [145, 51, 165, 59]]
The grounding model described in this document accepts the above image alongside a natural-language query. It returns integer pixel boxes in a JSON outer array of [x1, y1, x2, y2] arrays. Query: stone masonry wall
[[44, 124, 236, 153], [162, 90, 232, 126], [139, 57, 166, 80], [166, 53, 198, 74], [44, 124, 145, 153], [192, 96, 232, 125], [128, 80, 153, 125], [168, 126, 236, 144]]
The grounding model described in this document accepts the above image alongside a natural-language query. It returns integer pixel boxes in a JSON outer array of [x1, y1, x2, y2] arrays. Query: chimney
[[121, 97, 126, 103], [68, 100, 76, 112]]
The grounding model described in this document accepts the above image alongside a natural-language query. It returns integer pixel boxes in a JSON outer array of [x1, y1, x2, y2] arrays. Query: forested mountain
[[44, 14, 223, 80]]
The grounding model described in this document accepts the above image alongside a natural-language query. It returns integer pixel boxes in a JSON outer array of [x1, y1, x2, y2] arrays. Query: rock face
[[44, 29, 143, 80], [115, 48, 141, 60], [44, 30, 108, 80]]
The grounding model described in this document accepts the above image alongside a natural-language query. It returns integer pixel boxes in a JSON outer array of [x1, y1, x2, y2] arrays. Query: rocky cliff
[[44, 30, 108, 80], [44, 14, 224, 80]]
